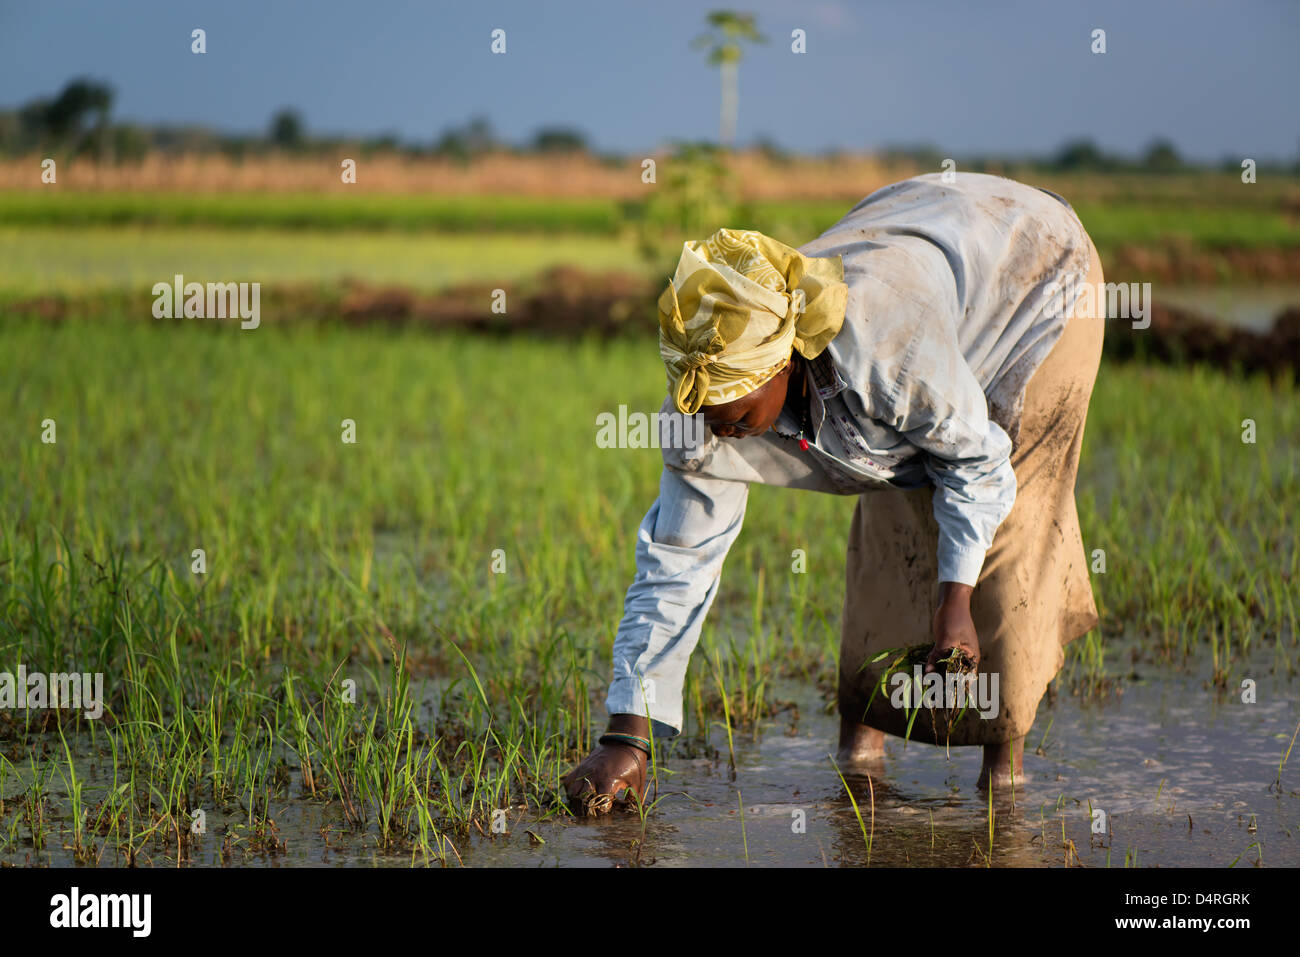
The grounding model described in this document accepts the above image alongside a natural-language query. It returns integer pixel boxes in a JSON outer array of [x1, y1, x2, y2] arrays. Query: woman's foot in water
[[836, 716, 885, 765]]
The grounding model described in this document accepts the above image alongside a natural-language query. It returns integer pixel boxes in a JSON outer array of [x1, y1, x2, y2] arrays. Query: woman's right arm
[[562, 465, 749, 810]]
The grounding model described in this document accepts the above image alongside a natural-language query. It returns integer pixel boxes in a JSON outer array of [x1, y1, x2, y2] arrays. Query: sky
[[1, 0, 1297, 162]]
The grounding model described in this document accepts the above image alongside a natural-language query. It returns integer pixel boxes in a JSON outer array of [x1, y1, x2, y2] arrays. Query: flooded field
[[6, 633, 1295, 868], [1159, 285, 1300, 333], [476, 672, 1298, 868]]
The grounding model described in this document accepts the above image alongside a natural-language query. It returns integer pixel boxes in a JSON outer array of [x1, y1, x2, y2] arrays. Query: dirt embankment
[[1104, 301, 1300, 378], [332, 266, 652, 336], [9, 266, 1299, 379], [1106, 245, 1300, 284], [328, 268, 1300, 379]]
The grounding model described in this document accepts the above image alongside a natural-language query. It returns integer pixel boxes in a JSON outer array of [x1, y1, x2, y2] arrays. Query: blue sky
[[1, 0, 1296, 161]]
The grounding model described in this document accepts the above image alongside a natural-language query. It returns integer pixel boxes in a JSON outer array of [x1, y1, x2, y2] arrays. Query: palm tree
[[42, 78, 114, 157], [693, 11, 766, 148]]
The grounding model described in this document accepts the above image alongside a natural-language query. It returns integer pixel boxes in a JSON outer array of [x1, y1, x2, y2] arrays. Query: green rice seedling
[[738, 790, 748, 866], [709, 647, 738, 776], [1271, 718, 1300, 794], [21, 758, 55, 854], [829, 755, 873, 865], [1228, 841, 1263, 867], [858, 643, 977, 748], [625, 765, 673, 868], [986, 778, 995, 867], [55, 726, 93, 864]]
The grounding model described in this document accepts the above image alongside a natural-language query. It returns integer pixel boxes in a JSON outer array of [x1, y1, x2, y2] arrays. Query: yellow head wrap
[[658, 228, 847, 415]]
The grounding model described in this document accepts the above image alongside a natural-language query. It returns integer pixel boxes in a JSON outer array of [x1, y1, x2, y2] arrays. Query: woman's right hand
[[561, 715, 651, 815], [561, 742, 648, 815]]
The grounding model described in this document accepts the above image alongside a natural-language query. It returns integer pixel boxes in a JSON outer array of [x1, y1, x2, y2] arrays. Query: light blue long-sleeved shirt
[[607, 173, 1094, 736]]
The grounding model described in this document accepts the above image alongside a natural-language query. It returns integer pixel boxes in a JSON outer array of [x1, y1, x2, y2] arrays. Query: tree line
[[1, 77, 1292, 176], [0, 78, 593, 163]]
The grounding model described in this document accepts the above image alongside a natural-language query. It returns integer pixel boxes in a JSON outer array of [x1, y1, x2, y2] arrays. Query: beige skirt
[[838, 244, 1105, 746]]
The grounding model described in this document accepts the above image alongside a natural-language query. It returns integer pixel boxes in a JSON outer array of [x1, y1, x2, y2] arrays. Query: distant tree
[[112, 123, 151, 162], [531, 127, 587, 153], [0, 111, 19, 151], [367, 133, 402, 153], [434, 116, 495, 160], [45, 78, 113, 142], [878, 143, 945, 170], [461, 117, 494, 153], [752, 134, 790, 164], [13, 78, 115, 155], [16, 100, 50, 144], [221, 136, 250, 160], [692, 11, 766, 148], [1217, 155, 1245, 175], [269, 109, 306, 150], [1141, 138, 1182, 173], [1052, 139, 1111, 172]]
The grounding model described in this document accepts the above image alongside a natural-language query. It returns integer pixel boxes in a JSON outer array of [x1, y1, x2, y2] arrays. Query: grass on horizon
[[0, 225, 647, 296], [2, 183, 1298, 264]]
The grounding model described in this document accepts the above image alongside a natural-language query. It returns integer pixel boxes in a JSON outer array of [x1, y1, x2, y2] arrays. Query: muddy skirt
[[838, 247, 1106, 746]]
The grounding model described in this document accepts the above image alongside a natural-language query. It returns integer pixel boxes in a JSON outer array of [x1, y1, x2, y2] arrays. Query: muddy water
[[462, 656, 1298, 868], [8, 639, 1298, 868], [1158, 285, 1300, 333]]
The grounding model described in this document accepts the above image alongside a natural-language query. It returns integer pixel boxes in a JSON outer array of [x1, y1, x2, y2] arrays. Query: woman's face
[[701, 358, 795, 439]]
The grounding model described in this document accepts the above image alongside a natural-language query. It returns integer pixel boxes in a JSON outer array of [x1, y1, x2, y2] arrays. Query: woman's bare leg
[[977, 735, 1025, 790], [837, 715, 885, 763]]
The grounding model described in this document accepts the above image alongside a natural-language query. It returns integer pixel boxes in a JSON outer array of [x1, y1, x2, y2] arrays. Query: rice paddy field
[[0, 226, 645, 296], [3, 180, 1300, 258], [1, 168, 1298, 868]]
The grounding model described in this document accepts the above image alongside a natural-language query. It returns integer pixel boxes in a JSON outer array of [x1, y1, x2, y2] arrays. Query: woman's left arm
[[838, 267, 1017, 668], [873, 342, 1018, 671], [913, 406, 1016, 672]]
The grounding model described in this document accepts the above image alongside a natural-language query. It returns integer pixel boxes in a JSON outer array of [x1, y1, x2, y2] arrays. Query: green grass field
[[0, 191, 630, 234], [3, 180, 1298, 262], [0, 225, 646, 296], [5, 204, 1298, 302], [1, 313, 1295, 864]]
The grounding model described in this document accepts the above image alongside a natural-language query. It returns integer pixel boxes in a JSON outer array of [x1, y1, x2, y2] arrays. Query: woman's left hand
[[926, 581, 980, 674]]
